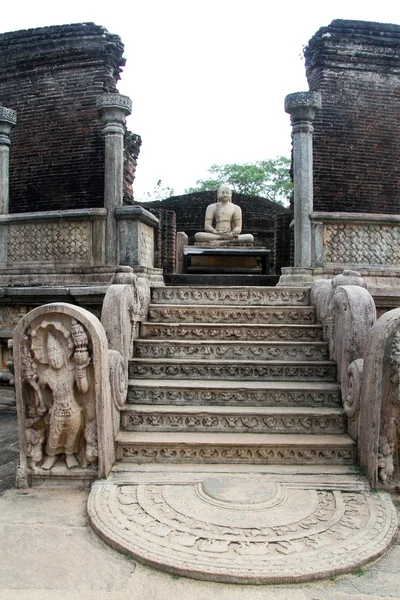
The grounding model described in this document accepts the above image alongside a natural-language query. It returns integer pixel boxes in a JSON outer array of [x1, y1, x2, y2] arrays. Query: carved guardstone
[[14, 303, 114, 488]]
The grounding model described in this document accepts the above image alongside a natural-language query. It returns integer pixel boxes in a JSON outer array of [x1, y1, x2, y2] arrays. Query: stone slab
[[0, 489, 134, 592], [88, 472, 397, 584]]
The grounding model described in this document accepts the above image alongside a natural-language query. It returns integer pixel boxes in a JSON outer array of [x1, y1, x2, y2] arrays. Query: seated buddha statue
[[194, 185, 254, 244]]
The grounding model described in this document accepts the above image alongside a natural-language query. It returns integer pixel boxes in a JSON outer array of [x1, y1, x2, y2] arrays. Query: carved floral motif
[[134, 341, 328, 361], [118, 445, 354, 463], [122, 411, 345, 434], [151, 288, 309, 306], [128, 387, 342, 407], [130, 361, 336, 381], [148, 307, 315, 324], [142, 324, 322, 341]]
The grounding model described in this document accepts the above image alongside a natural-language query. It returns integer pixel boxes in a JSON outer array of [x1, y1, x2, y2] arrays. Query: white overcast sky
[[1, 1, 399, 199]]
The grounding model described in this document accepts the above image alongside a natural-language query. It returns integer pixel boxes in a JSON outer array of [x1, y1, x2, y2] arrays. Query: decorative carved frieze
[[151, 287, 310, 306], [122, 410, 345, 434], [117, 444, 354, 464], [129, 361, 336, 381], [140, 324, 322, 342], [127, 387, 342, 407], [148, 306, 315, 324], [134, 341, 328, 361]]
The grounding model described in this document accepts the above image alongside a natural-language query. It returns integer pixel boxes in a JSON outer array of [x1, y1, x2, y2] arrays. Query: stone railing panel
[[311, 213, 400, 270], [0, 209, 106, 267]]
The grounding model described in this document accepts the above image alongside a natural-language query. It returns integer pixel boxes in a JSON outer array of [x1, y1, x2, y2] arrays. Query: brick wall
[[305, 19, 400, 214], [0, 23, 140, 213]]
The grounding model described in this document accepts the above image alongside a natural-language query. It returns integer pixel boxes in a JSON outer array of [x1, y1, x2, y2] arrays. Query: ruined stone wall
[[149, 209, 176, 273], [0, 23, 140, 213], [305, 20, 400, 214]]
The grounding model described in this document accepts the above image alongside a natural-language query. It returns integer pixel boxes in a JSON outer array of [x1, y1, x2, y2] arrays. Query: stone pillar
[[96, 94, 132, 265], [284, 92, 321, 268], [0, 107, 17, 214]]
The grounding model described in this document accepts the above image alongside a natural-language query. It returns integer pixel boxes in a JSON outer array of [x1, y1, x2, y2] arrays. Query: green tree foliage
[[138, 179, 174, 202], [185, 156, 292, 205]]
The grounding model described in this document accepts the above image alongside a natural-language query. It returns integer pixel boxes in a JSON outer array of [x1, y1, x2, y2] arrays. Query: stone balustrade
[[0, 208, 107, 268], [311, 212, 400, 271]]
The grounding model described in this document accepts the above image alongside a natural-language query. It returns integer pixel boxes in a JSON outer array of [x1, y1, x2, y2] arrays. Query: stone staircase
[[89, 285, 398, 585], [115, 285, 355, 468]]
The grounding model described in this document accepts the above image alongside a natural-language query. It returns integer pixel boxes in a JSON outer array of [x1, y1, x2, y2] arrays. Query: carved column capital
[[0, 106, 16, 216], [0, 107, 17, 146], [96, 94, 132, 135], [285, 92, 321, 133]]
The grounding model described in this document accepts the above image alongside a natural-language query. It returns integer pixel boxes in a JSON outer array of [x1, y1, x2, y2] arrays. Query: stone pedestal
[[278, 267, 314, 287], [183, 246, 270, 275], [116, 206, 164, 285]]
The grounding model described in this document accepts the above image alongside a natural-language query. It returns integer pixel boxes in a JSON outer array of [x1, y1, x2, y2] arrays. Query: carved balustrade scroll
[[310, 271, 400, 487], [311, 272, 376, 430], [358, 309, 400, 487], [100, 270, 151, 437], [14, 303, 114, 487]]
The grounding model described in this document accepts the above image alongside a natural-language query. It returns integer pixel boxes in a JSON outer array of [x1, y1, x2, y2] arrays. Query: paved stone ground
[[1, 409, 400, 600]]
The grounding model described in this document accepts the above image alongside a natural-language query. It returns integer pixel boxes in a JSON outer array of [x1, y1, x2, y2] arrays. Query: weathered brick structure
[[305, 19, 400, 214], [0, 23, 141, 212]]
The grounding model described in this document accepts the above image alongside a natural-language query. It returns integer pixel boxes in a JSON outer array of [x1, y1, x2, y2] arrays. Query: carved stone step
[[129, 359, 336, 381], [115, 432, 356, 465], [121, 405, 346, 435], [151, 286, 310, 306], [140, 322, 323, 342], [134, 340, 329, 361], [148, 304, 316, 324], [128, 379, 342, 407]]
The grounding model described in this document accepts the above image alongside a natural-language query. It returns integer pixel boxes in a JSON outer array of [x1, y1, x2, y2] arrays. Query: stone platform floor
[[1, 410, 400, 599]]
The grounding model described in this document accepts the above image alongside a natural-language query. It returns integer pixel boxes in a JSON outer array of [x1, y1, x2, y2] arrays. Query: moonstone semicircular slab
[[88, 474, 398, 584]]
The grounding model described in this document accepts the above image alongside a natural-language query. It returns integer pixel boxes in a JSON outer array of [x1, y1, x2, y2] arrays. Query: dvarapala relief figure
[[22, 316, 97, 470]]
